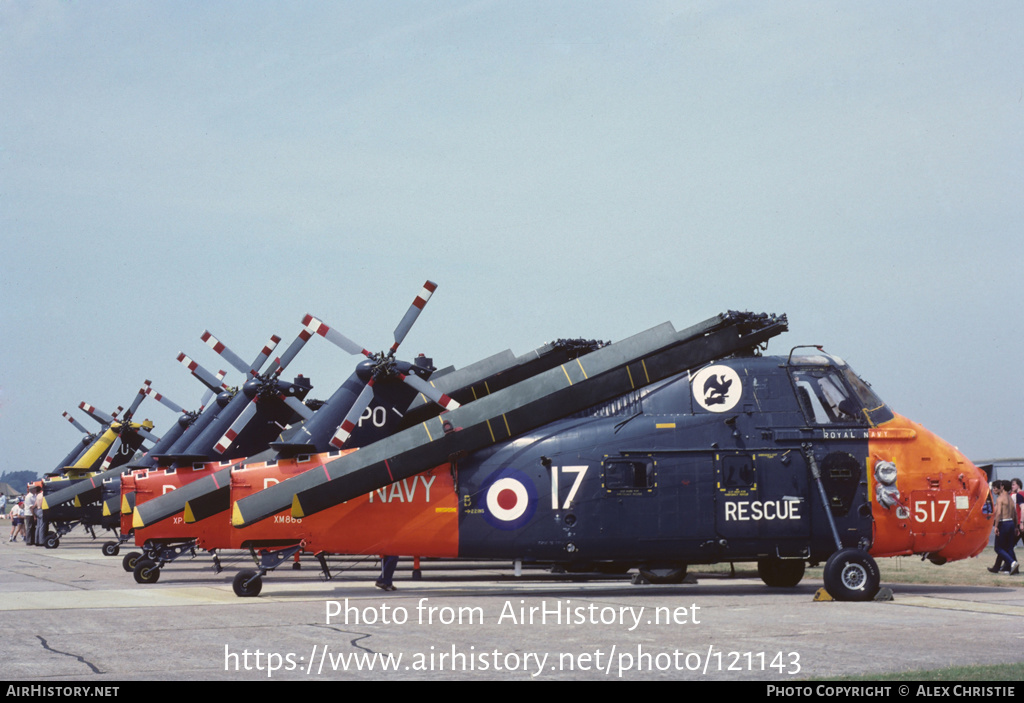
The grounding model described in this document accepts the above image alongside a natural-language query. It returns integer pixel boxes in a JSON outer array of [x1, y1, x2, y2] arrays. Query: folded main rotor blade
[[250, 335, 282, 374], [177, 353, 230, 394], [400, 372, 460, 412], [99, 435, 125, 471], [201, 331, 253, 376], [265, 320, 317, 376], [146, 387, 186, 414], [62, 411, 91, 435], [328, 380, 377, 449], [118, 384, 149, 424], [213, 399, 259, 454], [391, 280, 437, 353], [304, 315, 371, 358], [136, 426, 160, 443], [133, 462, 236, 529], [79, 402, 116, 426], [199, 370, 228, 410], [281, 394, 314, 421], [42, 464, 128, 510]]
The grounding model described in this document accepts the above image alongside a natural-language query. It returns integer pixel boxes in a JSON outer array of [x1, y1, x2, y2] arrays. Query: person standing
[[376, 555, 399, 591], [989, 481, 1019, 574], [23, 487, 37, 546], [1011, 478, 1023, 549], [8, 501, 25, 542], [33, 488, 46, 546]]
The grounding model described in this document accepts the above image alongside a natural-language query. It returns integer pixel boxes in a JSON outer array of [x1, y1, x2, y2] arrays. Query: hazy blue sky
[[2, 1, 1021, 480]]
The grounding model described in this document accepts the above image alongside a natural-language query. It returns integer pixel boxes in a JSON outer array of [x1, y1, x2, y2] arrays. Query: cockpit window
[[841, 368, 885, 412], [791, 368, 863, 425], [840, 366, 894, 426]]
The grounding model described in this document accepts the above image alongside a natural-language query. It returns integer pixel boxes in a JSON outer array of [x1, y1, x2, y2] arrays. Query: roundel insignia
[[692, 364, 742, 413], [482, 469, 537, 530]]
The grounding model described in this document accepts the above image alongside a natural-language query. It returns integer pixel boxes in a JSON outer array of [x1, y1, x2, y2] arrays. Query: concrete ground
[[1, 533, 1022, 681]]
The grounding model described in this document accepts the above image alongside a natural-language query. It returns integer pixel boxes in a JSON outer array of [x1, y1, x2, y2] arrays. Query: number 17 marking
[[551, 465, 589, 509]]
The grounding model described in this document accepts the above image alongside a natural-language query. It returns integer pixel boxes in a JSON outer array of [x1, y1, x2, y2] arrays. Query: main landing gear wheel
[[757, 557, 805, 588], [133, 559, 161, 584], [102, 541, 120, 557], [122, 551, 142, 572], [44, 532, 60, 549], [823, 548, 879, 601], [233, 569, 263, 598]]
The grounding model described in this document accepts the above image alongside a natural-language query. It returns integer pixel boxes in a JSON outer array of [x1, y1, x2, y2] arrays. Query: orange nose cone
[[868, 413, 992, 562]]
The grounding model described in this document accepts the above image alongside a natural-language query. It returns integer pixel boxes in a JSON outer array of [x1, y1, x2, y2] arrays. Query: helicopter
[[126, 282, 606, 584], [38, 388, 159, 548], [40, 325, 288, 560], [217, 309, 992, 601], [112, 321, 329, 575], [38, 348, 239, 553]]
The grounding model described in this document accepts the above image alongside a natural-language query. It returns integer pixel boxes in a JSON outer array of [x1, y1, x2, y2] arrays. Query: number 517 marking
[[913, 500, 950, 523]]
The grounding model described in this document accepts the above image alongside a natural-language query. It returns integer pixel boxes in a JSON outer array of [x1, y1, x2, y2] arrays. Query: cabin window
[[721, 455, 755, 490], [603, 459, 655, 492]]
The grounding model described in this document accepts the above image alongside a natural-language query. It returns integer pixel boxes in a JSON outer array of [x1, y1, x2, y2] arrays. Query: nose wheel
[[133, 559, 161, 584], [233, 569, 263, 597], [823, 548, 879, 601]]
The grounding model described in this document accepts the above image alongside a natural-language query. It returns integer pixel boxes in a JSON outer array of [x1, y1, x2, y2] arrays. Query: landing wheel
[[44, 532, 60, 549], [233, 569, 263, 597], [757, 557, 805, 588], [133, 559, 161, 584], [823, 548, 879, 601], [102, 541, 120, 557], [122, 551, 142, 572], [637, 566, 687, 584]]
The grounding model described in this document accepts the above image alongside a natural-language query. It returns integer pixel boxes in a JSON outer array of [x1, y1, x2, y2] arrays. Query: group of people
[[989, 477, 1023, 575], [4, 485, 47, 546]]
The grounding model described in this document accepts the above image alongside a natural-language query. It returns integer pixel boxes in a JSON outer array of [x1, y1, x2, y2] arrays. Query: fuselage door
[[715, 452, 810, 552]]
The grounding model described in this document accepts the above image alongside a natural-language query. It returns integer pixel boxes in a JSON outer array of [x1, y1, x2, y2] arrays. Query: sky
[[1, 1, 1022, 481]]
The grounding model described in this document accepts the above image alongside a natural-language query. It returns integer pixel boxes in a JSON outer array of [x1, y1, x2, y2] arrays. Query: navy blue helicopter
[[224, 310, 992, 601]]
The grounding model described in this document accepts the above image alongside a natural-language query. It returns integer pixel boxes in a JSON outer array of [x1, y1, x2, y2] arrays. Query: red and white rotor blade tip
[[214, 399, 259, 454], [79, 402, 115, 425], [249, 335, 282, 374], [328, 380, 377, 449], [63, 411, 90, 435], [391, 280, 437, 353], [125, 386, 148, 418], [201, 331, 253, 376], [177, 353, 230, 394], [100, 435, 124, 471], [145, 387, 186, 414], [303, 314, 371, 358], [267, 321, 320, 376], [400, 372, 460, 412]]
